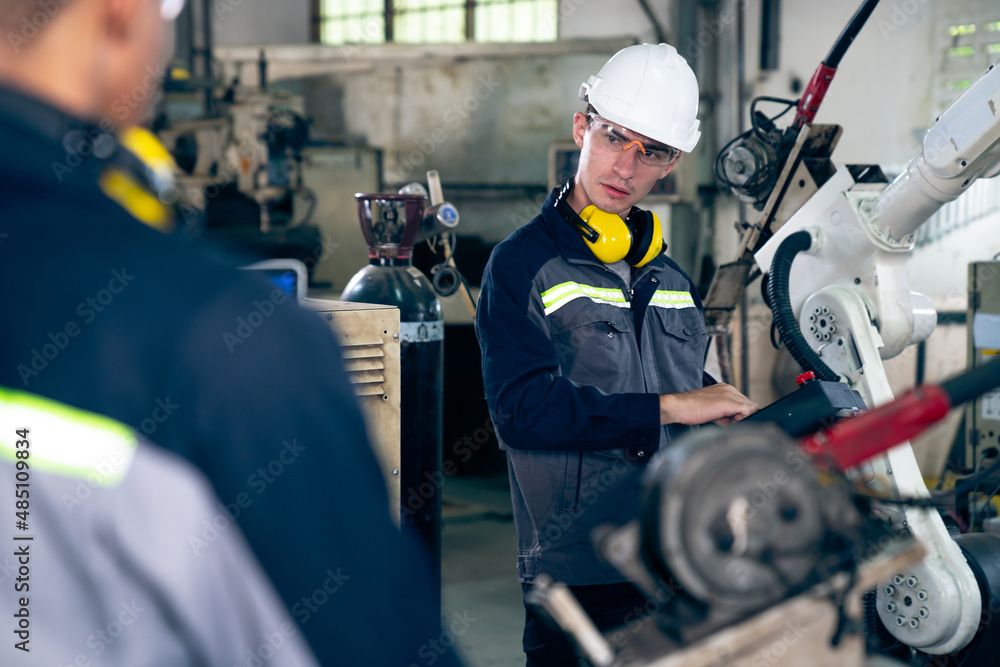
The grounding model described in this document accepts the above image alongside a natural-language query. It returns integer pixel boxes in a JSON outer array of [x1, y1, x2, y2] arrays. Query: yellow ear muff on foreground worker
[[577, 205, 663, 268], [99, 126, 180, 232]]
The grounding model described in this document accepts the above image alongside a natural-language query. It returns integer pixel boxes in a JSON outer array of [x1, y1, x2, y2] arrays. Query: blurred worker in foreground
[[0, 1, 461, 665], [476, 43, 758, 666]]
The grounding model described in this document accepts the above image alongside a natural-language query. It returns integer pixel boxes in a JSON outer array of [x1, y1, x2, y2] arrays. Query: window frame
[[314, 0, 557, 45]]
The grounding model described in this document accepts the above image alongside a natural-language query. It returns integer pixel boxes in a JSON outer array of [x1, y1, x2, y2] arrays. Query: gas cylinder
[[341, 193, 444, 616]]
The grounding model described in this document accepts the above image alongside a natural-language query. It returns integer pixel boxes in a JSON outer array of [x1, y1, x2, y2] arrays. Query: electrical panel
[[966, 261, 1000, 471], [304, 298, 402, 523]]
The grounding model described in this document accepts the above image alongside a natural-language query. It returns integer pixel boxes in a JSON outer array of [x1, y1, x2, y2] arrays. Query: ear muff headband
[[99, 127, 178, 231]]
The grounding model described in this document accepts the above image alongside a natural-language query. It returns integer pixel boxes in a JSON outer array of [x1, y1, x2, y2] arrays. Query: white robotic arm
[[868, 60, 1000, 245], [754, 58, 1000, 655]]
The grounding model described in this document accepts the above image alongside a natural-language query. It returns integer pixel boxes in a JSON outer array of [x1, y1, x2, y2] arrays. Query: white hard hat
[[579, 43, 701, 153]]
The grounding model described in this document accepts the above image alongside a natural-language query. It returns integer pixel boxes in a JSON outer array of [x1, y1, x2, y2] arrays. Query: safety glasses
[[161, 0, 186, 21], [588, 115, 681, 168]]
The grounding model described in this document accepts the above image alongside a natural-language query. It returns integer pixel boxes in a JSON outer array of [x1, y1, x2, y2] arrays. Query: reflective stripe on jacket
[[0, 387, 319, 666], [476, 185, 709, 585]]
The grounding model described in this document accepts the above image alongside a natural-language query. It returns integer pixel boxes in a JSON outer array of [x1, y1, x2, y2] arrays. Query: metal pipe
[[737, 0, 750, 396], [824, 0, 880, 69], [200, 0, 214, 113]]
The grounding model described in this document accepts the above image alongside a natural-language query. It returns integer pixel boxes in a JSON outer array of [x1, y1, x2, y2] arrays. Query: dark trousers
[[522, 580, 649, 667]]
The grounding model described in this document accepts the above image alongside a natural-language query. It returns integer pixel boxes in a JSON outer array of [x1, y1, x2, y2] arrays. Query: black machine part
[[714, 0, 881, 207], [745, 375, 866, 437], [715, 98, 798, 209], [946, 533, 1000, 664], [768, 230, 841, 381], [639, 424, 861, 623]]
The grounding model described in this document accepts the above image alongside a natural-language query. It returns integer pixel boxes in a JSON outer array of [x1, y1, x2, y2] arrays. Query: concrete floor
[[441, 474, 524, 667]]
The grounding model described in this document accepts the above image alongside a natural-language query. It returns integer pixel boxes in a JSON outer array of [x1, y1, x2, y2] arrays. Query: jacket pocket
[[649, 307, 708, 395], [562, 451, 583, 513], [654, 306, 707, 342], [552, 305, 634, 387]]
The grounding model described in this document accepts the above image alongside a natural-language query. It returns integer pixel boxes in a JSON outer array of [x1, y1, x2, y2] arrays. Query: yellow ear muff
[[631, 211, 663, 268], [99, 127, 179, 232], [579, 205, 632, 264]]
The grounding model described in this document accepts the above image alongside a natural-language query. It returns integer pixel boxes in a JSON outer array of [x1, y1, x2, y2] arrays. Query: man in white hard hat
[[476, 43, 758, 665]]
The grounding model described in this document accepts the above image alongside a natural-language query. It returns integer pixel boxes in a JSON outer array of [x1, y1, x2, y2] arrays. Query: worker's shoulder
[[486, 213, 560, 279], [653, 252, 700, 290], [7, 182, 299, 330]]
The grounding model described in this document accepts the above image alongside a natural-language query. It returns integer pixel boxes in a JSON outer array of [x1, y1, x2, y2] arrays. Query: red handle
[[798, 385, 952, 470], [795, 63, 837, 126]]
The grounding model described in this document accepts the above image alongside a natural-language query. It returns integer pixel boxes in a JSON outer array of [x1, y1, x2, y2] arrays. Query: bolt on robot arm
[[753, 59, 1000, 655]]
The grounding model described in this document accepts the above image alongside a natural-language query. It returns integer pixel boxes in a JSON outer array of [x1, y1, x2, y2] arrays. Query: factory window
[[933, 2, 1000, 116], [316, 0, 557, 44], [474, 0, 556, 42], [947, 45, 976, 57], [948, 23, 976, 36], [395, 0, 466, 43], [319, 0, 385, 44]]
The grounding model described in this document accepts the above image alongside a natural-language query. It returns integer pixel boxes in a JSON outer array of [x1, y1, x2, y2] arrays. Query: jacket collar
[[540, 180, 671, 277], [0, 84, 119, 186]]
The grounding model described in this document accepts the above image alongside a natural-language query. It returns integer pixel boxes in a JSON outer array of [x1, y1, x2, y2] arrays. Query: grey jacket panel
[[0, 442, 319, 667]]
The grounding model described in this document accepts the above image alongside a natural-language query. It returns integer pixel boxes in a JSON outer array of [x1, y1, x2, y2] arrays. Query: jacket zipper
[[574, 452, 582, 511], [635, 276, 652, 394]]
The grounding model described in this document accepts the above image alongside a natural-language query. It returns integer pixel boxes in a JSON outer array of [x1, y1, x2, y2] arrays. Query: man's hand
[[659, 384, 759, 426]]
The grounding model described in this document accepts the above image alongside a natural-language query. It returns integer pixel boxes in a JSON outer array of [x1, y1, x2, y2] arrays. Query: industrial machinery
[[966, 261, 1000, 518], [531, 361, 1000, 667], [156, 63, 322, 275], [748, 55, 1000, 663], [538, 0, 1000, 662], [339, 172, 470, 619]]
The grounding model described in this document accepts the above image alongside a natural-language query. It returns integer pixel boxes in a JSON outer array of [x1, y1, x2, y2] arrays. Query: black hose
[[767, 231, 840, 381], [941, 358, 1000, 408], [824, 0, 880, 68]]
